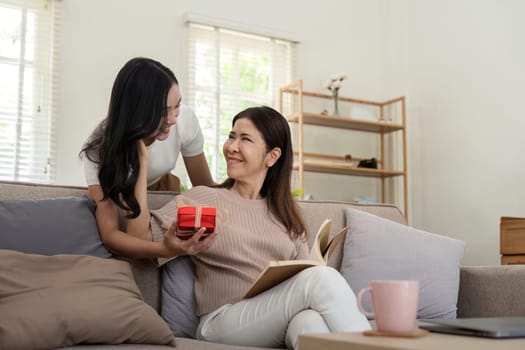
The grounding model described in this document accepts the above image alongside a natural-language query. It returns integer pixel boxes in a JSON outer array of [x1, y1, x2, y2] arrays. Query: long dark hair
[[217, 106, 306, 239], [80, 57, 178, 218]]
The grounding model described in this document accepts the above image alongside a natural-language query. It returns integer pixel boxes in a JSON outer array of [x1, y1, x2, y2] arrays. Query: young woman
[[128, 106, 370, 349], [80, 57, 216, 259]]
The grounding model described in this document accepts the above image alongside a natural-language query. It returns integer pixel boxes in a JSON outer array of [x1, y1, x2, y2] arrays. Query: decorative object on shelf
[[324, 73, 347, 116], [292, 188, 314, 200], [292, 188, 303, 198], [357, 158, 378, 169], [279, 80, 408, 218], [354, 196, 377, 204]]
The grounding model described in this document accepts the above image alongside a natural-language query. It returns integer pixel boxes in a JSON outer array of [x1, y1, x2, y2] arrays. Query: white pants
[[196, 265, 371, 349]]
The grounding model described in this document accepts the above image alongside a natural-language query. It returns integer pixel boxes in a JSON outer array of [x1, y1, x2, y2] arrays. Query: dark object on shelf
[[358, 158, 378, 169], [344, 154, 352, 162]]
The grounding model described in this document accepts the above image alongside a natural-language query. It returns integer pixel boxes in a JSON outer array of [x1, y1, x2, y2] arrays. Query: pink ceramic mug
[[357, 280, 419, 333]]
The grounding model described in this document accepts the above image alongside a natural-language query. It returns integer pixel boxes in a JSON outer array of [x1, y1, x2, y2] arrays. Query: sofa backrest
[[0, 181, 406, 311], [298, 200, 405, 268], [0, 181, 174, 311]]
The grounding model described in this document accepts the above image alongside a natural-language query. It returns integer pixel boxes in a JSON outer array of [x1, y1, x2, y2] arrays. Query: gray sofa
[[1, 180, 525, 350]]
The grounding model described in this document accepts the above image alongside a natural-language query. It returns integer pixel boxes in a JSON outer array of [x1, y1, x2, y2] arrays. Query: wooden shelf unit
[[280, 80, 408, 217]]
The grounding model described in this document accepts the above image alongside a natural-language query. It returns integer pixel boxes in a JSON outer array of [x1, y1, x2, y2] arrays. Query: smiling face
[[223, 117, 281, 188], [143, 83, 181, 145], [153, 83, 182, 141]]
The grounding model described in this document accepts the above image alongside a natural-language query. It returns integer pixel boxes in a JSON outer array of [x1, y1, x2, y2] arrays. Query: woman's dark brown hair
[[217, 106, 306, 239], [80, 57, 178, 218]]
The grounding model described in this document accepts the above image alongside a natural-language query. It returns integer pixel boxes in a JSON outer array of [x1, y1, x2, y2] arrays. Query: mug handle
[[357, 287, 374, 318]]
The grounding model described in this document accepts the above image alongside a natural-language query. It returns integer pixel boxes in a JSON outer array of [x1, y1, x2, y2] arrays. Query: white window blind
[[0, 0, 61, 183], [186, 20, 296, 182]]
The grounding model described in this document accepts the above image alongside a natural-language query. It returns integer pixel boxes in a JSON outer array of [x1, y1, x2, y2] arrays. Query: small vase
[[332, 90, 340, 116]]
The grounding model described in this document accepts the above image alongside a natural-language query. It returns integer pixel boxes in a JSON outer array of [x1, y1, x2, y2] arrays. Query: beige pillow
[[0, 250, 175, 349]]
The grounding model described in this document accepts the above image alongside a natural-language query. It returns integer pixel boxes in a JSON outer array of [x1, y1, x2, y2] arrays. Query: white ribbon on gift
[[194, 207, 202, 228]]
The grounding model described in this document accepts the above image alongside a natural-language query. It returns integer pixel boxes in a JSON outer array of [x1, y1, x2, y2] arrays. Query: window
[[0, 0, 61, 183], [186, 18, 297, 182]]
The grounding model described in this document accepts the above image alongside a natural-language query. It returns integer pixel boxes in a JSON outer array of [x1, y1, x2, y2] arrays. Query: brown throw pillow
[[0, 250, 175, 350]]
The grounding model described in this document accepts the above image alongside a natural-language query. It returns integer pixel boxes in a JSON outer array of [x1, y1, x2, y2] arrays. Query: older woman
[[128, 106, 370, 349]]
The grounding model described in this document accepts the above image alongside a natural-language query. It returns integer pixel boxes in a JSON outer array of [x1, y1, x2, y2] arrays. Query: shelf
[[280, 79, 408, 218], [287, 112, 404, 133], [295, 161, 405, 178], [294, 152, 385, 166]]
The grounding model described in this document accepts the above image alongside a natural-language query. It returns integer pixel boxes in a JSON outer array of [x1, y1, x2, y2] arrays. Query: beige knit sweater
[[150, 186, 309, 315]]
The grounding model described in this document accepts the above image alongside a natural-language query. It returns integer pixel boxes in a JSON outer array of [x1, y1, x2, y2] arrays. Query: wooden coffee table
[[298, 331, 525, 349]]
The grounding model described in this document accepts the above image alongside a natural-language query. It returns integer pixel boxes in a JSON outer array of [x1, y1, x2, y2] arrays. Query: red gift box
[[177, 206, 216, 236]]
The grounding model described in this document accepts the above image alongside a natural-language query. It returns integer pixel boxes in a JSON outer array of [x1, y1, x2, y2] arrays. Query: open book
[[241, 219, 348, 299]]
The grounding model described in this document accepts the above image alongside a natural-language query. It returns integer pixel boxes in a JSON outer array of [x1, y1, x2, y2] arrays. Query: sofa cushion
[[341, 207, 465, 319], [458, 266, 525, 318], [297, 200, 405, 270], [0, 250, 175, 349], [162, 256, 200, 338], [0, 196, 111, 258], [151, 196, 200, 338]]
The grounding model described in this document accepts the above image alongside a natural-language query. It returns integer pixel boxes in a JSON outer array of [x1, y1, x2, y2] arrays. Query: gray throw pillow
[[161, 256, 199, 338], [0, 196, 111, 258], [341, 207, 465, 319]]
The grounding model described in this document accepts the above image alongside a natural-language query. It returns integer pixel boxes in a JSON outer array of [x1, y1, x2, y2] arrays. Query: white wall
[[58, 0, 182, 184], [381, 0, 525, 265], [55, 0, 524, 265], [56, 0, 383, 186]]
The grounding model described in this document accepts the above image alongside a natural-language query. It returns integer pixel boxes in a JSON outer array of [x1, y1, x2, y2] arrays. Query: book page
[[242, 260, 323, 299], [322, 226, 348, 261], [308, 219, 332, 263], [242, 219, 339, 299]]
